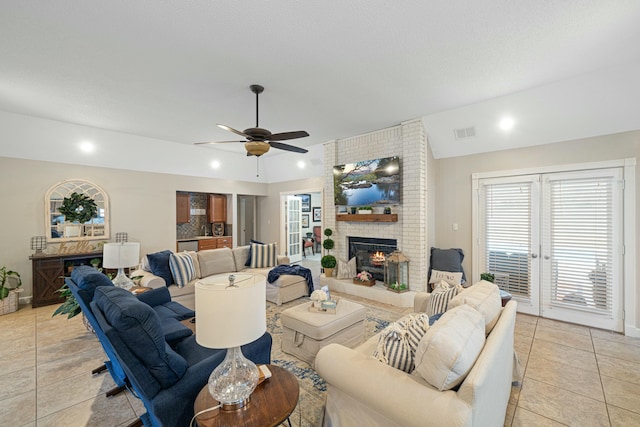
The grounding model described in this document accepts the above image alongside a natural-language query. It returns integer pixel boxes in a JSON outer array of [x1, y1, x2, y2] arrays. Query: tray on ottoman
[[309, 298, 339, 314]]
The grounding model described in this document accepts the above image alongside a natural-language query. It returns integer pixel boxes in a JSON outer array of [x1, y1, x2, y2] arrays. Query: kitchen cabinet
[[216, 237, 232, 249], [207, 194, 227, 223], [176, 193, 190, 224], [197, 237, 232, 251], [30, 251, 103, 307], [198, 239, 218, 251]]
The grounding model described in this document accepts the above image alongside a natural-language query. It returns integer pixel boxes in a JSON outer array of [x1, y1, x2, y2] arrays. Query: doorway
[[237, 195, 256, 246], [474, 166, 625, 331]]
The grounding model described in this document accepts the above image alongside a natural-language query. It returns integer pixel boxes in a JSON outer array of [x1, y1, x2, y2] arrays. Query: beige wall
[[433, 130, 639, 329], [0, 156, 269, 299]]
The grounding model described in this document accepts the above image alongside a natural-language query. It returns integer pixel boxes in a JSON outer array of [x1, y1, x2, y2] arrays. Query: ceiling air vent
[[454, 126, 476, 140]]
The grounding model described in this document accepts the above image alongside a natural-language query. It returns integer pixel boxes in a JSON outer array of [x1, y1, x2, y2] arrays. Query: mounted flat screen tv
[[333, 156, 401, 206]]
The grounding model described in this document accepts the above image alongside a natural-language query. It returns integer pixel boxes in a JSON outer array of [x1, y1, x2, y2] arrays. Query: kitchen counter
[[176, 236, 219, 242], [176, 236, 232, 252]]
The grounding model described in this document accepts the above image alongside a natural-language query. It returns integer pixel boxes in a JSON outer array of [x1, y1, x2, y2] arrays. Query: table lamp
[[195, 274, 266, 410], [30, 236, 47, 254], [102, 242, 140, 290]]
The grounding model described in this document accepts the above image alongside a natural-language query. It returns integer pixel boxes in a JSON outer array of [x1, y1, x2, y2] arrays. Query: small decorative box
[[353, 278, 376, 287]]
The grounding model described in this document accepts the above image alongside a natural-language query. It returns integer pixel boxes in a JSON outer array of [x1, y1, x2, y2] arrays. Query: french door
[[476, 168, 623, 331], [286, 195, 303, 263]]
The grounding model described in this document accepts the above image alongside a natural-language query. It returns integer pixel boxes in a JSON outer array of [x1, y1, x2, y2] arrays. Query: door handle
[[531, 253, 538, 259], [544, 255, 550, 260]]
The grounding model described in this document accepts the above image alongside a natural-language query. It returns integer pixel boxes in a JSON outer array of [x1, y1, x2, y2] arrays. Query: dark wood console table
[[29, 251, 103, 307]]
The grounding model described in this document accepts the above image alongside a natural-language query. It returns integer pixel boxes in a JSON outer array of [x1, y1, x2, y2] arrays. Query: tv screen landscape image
[[333, 156, 401, 206]]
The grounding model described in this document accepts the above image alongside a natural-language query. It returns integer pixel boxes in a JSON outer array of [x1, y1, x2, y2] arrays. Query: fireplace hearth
[[348, 237, 398, 281]]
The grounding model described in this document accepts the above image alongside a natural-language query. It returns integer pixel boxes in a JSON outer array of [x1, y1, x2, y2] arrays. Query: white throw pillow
[[336, 257, 357, 279], [429, 270, 463, 286], [169, 252, 195, 287], [448, 280, 502, 334], [250, 242, 277, 268], [426, 281, 463, 317], [414, 304, 486, 391]]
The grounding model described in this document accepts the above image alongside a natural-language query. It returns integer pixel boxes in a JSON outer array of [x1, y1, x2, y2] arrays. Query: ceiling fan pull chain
[[256, 156, 260, 177]]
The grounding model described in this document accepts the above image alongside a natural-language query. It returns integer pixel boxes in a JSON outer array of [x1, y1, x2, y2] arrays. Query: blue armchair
[[66, 266, 197, 398], [90, 286, 272, 427]]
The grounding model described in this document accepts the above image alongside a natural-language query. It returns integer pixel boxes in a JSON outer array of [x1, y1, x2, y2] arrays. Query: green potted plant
[[321, 255, 337, 277], [0, 266, 22, 315], [357, 206, 373, 214], [321, 228, 336, 277], [480, 272, 495, 283]]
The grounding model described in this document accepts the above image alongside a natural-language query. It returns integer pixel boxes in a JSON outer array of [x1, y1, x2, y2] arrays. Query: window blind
[[545, 176, 614, 313], [482, 182, 532, 298]]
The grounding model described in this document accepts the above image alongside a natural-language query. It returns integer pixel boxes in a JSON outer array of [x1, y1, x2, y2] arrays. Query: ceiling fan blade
[[269, 141, 309, 153], [268, 130, 309, 141], [217, 124, 250, 138], [194, 140, 246, 145]]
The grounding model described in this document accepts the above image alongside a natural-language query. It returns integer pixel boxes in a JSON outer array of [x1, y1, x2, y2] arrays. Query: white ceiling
[[1, 1, 639, 181]]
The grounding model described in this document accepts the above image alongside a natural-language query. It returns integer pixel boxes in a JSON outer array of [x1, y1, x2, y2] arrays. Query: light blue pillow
[[250, 242, 277, 268], [169, 252, 195, 287]]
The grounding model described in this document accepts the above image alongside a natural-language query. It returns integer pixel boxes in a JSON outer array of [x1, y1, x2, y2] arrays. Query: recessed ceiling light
[[498, 117, 515, 131], [79, 141, 95, 152], [210, 160, 221, 169], [297, 161, 305, 169]]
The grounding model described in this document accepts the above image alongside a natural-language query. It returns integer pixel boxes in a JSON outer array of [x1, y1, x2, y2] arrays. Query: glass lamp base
[[208, 346, 259, 411], [112, 268, 134, 290]]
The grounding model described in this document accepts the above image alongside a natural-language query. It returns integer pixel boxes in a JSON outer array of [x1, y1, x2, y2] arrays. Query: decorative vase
[[357, 210, 372, 214], [324, 267, 334, 277]]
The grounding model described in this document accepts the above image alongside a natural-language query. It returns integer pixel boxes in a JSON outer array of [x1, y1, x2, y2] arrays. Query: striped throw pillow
[[250, 243, 277, 268], [373, 322, 415, 373], [400, 313, 431, 354], [169, 252, 195, 287], [426, 282, 462, 316]]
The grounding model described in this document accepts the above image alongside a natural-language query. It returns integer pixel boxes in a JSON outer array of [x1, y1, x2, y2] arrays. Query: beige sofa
[[133, 246, 310, 310], [315, 283, 517, 427]]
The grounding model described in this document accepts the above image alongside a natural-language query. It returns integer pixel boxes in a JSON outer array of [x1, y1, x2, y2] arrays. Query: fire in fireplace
[[348, 237, 398, 281]]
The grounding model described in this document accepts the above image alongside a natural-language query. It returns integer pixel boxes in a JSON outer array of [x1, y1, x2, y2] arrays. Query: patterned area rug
[[265, 297, 403, 427]]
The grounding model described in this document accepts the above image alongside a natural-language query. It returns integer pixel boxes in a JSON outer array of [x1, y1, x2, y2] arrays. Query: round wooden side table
[[194, 364, 299, 427]]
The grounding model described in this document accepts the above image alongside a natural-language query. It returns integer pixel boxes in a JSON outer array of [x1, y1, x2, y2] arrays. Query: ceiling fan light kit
[[244, 141, 270, 156], [196, 84, 309, 157]]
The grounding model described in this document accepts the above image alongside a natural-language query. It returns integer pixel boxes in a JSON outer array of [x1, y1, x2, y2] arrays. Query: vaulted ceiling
[[1, 1, 639, 182]]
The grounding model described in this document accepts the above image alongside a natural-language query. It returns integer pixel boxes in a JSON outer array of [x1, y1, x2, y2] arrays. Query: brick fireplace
[[322, 119, 433, 295]]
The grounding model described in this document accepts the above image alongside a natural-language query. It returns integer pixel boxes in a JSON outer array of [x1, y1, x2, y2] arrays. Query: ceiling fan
[[196, 84, 309, 157]]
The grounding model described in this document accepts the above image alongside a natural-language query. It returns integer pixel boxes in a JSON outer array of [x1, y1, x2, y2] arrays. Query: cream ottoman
[[281, 299, 366, 365]]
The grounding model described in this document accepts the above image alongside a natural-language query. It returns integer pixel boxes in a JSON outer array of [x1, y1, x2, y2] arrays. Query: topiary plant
[[321, 255, 337, 269], [322, 228, 334, 252]]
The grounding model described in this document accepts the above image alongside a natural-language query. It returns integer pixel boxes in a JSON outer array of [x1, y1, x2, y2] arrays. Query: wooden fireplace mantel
[[335, 214, 398, 223]]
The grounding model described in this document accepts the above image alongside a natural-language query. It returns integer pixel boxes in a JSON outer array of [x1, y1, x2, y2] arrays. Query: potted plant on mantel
[[321, 228, 337, 277], [0, 266, 22, 316], [357, 206, 373, 214]]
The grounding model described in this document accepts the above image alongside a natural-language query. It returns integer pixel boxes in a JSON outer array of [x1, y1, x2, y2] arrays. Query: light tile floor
[[2, 294, 640, 426]]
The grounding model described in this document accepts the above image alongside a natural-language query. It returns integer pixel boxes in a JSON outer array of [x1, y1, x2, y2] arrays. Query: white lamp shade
[[103, 242, 140, 269], [195, 274, 267, 349]]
